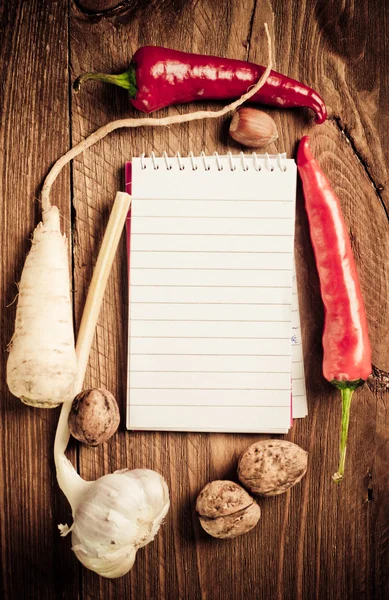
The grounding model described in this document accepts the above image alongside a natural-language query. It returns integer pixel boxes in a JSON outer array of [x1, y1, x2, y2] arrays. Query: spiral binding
[[139, 152, 288, 172]]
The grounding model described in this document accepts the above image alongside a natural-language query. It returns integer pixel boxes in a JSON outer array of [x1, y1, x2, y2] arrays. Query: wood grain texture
[[1, 0, 389, 598], [0, 1, 80, 599]]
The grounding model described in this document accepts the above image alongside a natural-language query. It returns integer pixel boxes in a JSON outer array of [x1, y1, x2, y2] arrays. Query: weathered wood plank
[[0, 1, 80, 599], [1, 0, 388, 598], [70, 2, 264, 598], [251, 1, 389, 597], [68, 0, 389, 598], [252, 2, 389, 597]]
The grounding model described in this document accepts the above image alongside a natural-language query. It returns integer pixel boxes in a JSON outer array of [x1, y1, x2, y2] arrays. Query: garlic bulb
[[56, 452, 169, 578], [62, 467, 169, 578], [54, 193, 170, 579]]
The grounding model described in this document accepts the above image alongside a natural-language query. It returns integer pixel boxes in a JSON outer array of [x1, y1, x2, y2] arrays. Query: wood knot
[[367, 365, 389, 392], [75, 0, 127, 14]]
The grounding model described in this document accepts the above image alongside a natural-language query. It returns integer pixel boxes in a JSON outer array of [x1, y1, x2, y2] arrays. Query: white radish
[[7, 23, 271, 411], [7, 206, 77, 407]]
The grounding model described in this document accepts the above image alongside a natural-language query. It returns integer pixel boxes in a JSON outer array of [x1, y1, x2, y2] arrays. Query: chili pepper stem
[[73, 68, 136, 97], [332, 386, 354, 483]]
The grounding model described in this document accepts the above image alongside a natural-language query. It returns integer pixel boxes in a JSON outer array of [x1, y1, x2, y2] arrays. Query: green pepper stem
[[332, 386, 354, 483], [73, 67, 137, 97]]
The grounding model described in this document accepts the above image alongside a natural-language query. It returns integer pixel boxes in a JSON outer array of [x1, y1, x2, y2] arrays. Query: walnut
[[195, 480, 261, 539], [68, 388, 120, 446], [238, 440, 308, 496]]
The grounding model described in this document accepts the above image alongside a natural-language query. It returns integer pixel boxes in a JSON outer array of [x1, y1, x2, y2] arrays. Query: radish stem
[[41, 24, 272, 212]]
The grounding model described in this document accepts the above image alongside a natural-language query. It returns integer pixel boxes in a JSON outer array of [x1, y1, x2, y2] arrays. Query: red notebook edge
[[125, 162, 132, 280], [125, 162, 132, 430]]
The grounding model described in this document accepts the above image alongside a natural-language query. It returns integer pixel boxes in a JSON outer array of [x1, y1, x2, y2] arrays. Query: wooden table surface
[[1, 1, 389, 598]]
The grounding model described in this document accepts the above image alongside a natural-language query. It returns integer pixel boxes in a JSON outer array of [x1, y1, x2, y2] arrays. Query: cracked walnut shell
[[195, 480, 261, 539]]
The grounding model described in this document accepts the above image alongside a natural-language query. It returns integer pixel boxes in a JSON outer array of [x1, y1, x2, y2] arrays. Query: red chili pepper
[[74, 46, 327, 124], [297, 136, 372, 483]]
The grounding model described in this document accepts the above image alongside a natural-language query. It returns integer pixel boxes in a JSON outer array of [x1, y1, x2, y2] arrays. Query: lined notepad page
[[292, 267, 308, 418], [127, 153, 301, 433]]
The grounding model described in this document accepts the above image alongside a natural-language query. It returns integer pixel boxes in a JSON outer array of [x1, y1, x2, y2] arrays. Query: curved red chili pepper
[[74, 46, 327, 124], [297, 136, 372, 482]]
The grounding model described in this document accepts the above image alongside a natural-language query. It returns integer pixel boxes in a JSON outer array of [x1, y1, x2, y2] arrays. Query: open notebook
[[126, 153, 307, 433]]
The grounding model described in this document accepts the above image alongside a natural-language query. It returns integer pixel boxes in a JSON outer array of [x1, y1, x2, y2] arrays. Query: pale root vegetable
[[6, 25, 272, 411], [195, 480, 261, 539], [238, 440, 308, 496], [7, 206, 77, 407]]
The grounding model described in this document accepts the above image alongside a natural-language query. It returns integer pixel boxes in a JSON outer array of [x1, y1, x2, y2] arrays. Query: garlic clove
[[229, 107, 278, 148], [69, 469, 170, 578], [72, 529, 138, 579]]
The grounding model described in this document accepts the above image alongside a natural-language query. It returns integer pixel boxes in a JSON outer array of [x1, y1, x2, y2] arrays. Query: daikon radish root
[[7, 206, 77, 407], [7, 23, 272, 410]]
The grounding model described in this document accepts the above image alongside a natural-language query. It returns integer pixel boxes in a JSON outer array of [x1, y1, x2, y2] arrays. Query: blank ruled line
[[131, 304, 290, 308], [131, 284, 291, 289], [130, 215, 294, 220], [131, 233, 294, 237], [129, 370, 291, 374], [131, 251, 292, 255], [131, 302, 290, 305], [129, 404, 291, 408], [130, 250, 292, 254], [131, 319, 290, 323], [130, 353, 291, 357], [129, 388, 290, 392], [131, 336, 291, 340], [130, 353, 290, 357], [131, 264, 297, 270], [133, 198, 294, 204]]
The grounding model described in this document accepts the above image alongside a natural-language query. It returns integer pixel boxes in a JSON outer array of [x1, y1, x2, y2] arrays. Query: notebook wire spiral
[[139, 151, 288, 172]]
